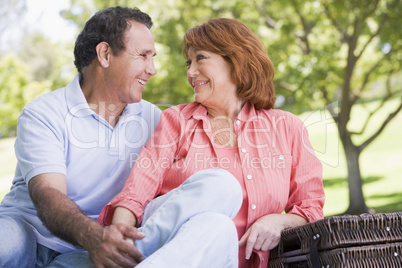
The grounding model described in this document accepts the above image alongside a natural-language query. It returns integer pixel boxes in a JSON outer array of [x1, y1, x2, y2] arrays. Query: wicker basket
[[268, 242, 402, 268], [268, 212, 402, 268]]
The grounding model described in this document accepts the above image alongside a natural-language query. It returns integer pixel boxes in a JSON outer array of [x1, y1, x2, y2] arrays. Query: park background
[[0, 0, 401, 216]]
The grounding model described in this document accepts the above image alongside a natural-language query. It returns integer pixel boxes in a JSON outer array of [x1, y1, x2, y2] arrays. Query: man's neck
[[80, 72, 126, 128]]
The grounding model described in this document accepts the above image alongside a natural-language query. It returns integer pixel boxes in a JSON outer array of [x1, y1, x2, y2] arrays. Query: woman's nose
[[187, 63, 199, 78]]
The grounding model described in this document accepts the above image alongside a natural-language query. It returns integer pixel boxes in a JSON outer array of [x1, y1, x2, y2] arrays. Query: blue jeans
[[135, 169, 242, 267], [0, 214, 96, 268], [47, 250, 92, 268], [0, 215, 60, 267], [52, 168, 243, 267]]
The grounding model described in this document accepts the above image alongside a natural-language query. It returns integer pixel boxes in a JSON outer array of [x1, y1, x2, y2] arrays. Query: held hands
[[88, 223, 145, 268], [238, 214, 285, 260]]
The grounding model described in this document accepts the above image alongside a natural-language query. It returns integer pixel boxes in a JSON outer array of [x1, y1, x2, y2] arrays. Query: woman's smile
[[192, 80, 210, 91]]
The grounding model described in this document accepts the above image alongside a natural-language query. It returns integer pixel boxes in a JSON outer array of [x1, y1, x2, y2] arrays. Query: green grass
[[301, 98, 402, 215], [0, 136, 16, 198], [1, 99, 402, 216], [0, 136, 17, 178]]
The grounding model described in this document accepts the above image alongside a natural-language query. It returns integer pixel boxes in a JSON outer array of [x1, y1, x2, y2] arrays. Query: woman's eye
[[196, 55, 206, 61], [186, 60, 191, 68]]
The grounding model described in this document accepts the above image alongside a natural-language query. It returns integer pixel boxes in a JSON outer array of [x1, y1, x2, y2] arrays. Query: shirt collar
[[181, 101, 259, 122], [181, 102, 208, 120], [66, 74, 94, 118], [121, 101, 142, 117], [237, 101, 259, 122]]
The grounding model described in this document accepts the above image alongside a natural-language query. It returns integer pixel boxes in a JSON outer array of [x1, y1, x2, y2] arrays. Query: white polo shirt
[[0, 74, 161, 253]]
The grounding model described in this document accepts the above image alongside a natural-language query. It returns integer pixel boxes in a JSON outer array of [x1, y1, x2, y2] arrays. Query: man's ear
[[96, 42, 111, 68]]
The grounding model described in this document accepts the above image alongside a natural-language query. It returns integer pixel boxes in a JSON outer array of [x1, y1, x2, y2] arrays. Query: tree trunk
[[341, 137, 370, 215]]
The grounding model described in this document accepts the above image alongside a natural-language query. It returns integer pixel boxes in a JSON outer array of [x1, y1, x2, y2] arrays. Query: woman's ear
[[96, 42, 110, 68]]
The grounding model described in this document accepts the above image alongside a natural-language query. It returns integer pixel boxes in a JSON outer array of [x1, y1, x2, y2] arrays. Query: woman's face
[[186, 46, 237, 108]]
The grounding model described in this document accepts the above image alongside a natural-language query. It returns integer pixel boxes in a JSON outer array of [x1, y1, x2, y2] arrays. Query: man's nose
[[146, 60, 157, 76]]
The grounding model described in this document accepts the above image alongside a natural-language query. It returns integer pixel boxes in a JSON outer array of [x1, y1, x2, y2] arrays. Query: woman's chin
[[194, 94, 203, 103], [194, 92, 211, 103]]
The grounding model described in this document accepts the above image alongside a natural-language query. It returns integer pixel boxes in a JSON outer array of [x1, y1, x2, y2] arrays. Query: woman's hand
[[238, 213, 307, 259]]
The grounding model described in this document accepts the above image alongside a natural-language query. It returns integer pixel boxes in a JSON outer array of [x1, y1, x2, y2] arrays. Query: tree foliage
[[0, 56, 27, 136], [0, 0, 27, 53], [0, 1, 74, 137], [74, 0, 399, 109], [0, 0, 26, 35]]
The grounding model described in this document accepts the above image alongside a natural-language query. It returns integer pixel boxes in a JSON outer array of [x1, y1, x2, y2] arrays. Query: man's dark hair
[[74, 6, 153, 73]]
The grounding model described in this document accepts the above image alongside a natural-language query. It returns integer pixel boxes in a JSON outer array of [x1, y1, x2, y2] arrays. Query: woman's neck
[[206, 98, 245, 148], [206, 99, 245, 121]]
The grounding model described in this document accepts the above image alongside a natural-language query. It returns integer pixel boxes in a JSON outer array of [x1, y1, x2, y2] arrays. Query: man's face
[[107, 21, 157, 104]]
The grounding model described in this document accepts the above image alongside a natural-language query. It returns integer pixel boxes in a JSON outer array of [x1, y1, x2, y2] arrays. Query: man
[[0, 6, 161, 267]]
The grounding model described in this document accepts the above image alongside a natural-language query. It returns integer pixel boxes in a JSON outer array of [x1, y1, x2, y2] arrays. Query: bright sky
[[25, 0, 77, 42]]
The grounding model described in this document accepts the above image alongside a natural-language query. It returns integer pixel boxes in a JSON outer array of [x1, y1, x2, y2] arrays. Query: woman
[[98, 18, 325, 268]]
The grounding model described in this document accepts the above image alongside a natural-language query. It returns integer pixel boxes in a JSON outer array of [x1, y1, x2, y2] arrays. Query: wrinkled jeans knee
[[0, 215, 37, 267]]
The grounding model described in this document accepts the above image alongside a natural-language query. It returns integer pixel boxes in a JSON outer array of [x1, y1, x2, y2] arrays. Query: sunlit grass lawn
[[0, 135, 17, 199], [1, 99, 401, 216], [301, 98, 402, 215]]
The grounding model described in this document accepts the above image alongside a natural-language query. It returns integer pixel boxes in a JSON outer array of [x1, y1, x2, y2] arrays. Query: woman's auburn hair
[[183, 18, 276, 110]]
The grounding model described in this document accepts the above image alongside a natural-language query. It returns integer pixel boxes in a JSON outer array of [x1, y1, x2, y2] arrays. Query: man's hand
[[28, 174, 145, 267], [86, 223, 145, 268], [239, 214, 307, 260]]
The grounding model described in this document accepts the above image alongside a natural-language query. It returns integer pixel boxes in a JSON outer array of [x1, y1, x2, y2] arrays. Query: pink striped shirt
[[98, 101, 325, 268]]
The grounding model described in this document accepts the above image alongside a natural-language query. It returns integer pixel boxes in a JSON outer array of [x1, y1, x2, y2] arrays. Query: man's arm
[[28, 173, 144, 267]]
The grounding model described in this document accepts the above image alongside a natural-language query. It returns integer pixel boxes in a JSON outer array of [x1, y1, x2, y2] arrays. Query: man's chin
[[129, 94, 142, 104]]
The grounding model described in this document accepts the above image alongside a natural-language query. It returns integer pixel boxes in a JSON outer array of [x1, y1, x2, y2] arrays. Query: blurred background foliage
[[0, 0, 401, 214], [1, 0, 401, 134]]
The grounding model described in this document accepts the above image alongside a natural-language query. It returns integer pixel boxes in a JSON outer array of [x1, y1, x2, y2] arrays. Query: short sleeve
[[15, 108, 66, 184]]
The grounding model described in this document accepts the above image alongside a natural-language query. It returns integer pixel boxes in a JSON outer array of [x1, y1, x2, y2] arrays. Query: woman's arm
[[285, 113, 325, 221], [112, 206, 138, 227], [239, 112, 325, 260]]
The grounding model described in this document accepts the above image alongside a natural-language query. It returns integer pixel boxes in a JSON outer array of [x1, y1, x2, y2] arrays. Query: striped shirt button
[[241, 148, 246, 153], [236, 120, 240, 125], [246, 175, 252, 180], [251, 204, 256, 209]]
